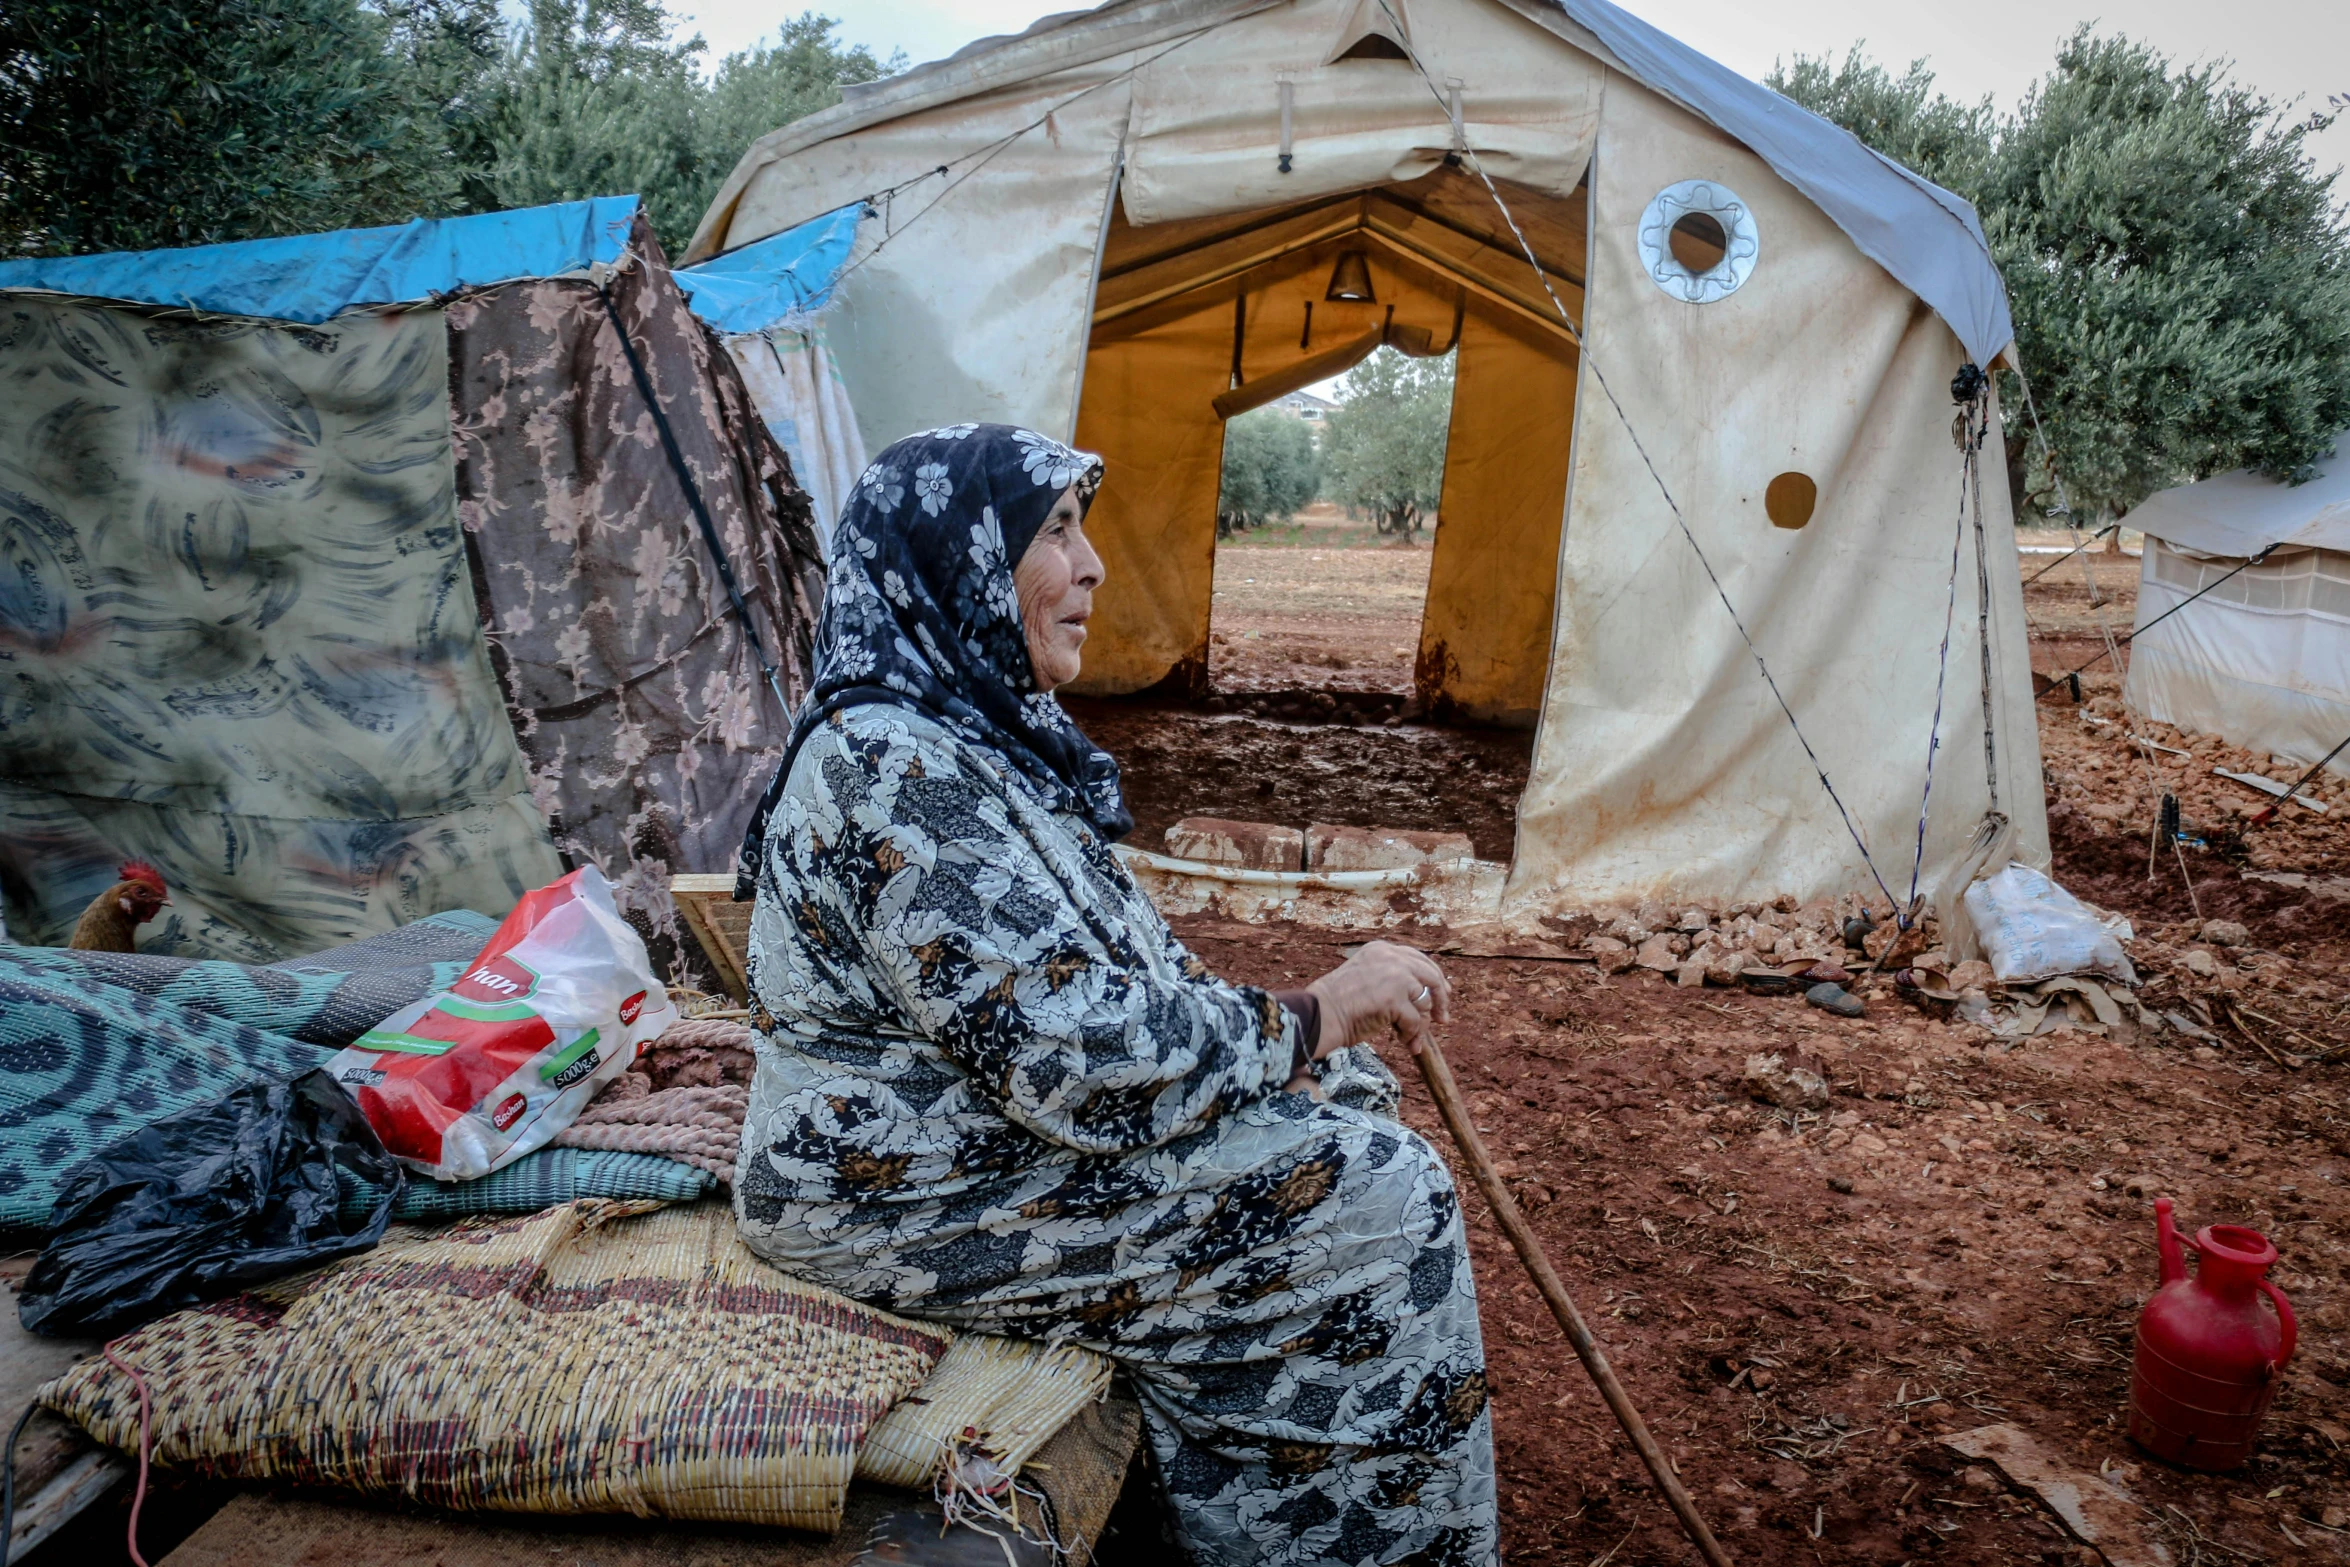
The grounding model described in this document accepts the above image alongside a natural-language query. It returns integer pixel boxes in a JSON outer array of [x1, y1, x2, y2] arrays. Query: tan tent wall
[[1509, 81, 2045, 909], [1069, 298, 1231, 693], [687, 0, 2049, 905], [1419, 306, 1578, 725], [710, 61, 1137, 449]]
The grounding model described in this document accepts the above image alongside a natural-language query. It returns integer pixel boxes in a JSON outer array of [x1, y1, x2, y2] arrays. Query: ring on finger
[[1414, 985, 1432, 1007]]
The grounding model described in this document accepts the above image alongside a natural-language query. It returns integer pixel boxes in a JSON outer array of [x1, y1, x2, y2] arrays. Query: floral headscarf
[[735, 423, 1124, 897]]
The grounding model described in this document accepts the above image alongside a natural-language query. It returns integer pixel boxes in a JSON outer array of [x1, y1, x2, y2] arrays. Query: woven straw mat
[[42, 1199, 1114, 1531]]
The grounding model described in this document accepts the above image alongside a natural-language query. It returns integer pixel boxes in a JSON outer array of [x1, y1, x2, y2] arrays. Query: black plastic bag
[[20, 1068, 405, 1337]]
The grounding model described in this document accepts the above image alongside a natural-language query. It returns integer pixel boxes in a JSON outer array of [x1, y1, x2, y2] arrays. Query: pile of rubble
[[1524, 895, 2336, 1059]]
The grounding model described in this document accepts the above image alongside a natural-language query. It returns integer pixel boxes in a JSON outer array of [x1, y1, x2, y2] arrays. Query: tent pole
[[1411, 1032, 1736, 1567]]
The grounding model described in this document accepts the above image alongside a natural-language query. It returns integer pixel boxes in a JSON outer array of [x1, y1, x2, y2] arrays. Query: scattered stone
[[1165, 817, 1304, 871], [1806, 982, 1866, 1018], [1304, 823, 1474, 872], [1676, 958, 1708, 988], [2182, 949, 2221, 979], [1636, 935, 1680, 972], [1742, 1052, 1830, 1109], [1850, 1131, 1889, 1154], [1943, 1424, 2170, 1567], [1541, 911, 1601, 945], [2121, 1173, 2164, 1200], [1803, 962, 1853, 986], [1586, 938, 1639, 976], [2198, 918, 2251, 948], [1678, 909, 1711, 933], [2190, 1045, 2221, 1063], [1827, 1175, 1855, 1194], [1704, 951, 1747, 987], [1948, 958, 1995, 992], [1843, 911, 1877, 951]]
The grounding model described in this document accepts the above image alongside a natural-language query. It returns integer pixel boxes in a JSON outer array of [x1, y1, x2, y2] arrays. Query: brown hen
[[69, 861, 170, 951]]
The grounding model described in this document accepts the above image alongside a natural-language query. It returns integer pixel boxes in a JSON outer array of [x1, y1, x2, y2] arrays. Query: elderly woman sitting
[[732, 424, 1495, 1567]]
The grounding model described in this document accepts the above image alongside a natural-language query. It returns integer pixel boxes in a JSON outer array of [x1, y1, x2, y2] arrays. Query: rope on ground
[[1367, 0, 1901, 910]]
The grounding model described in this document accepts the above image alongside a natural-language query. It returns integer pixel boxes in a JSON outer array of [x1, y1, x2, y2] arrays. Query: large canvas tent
[[2122, 436, 2350, 776], [0, 198, 827, 959], [687, 0, 2048, 909]]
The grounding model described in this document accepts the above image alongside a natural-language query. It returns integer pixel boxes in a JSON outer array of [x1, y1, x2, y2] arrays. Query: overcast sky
[[674, 0, 2350, 175]]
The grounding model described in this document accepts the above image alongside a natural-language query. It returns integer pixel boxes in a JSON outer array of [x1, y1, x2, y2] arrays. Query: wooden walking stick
[[1411, 1030, 1735, 1567]]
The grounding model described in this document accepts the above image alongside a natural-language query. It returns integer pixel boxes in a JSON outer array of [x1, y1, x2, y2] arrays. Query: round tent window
[[1637, 181, 1758, 304]]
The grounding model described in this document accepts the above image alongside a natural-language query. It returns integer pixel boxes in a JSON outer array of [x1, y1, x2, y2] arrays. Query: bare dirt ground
[[1211, 511, 1434, 695], [1090, 531, 2350, 1563]]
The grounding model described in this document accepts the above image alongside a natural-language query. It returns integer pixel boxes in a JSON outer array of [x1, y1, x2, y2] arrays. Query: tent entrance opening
[[1209, 346, 1448, 709], [1062, 168, 1585, 863]]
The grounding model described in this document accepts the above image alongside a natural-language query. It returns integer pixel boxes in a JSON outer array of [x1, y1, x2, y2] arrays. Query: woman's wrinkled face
[[1012, 484, 1105, 693]]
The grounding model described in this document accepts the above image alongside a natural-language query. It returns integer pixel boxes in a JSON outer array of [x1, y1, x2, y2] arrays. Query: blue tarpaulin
[[0, 197, 642, 324], [674, 202, 865, 334]]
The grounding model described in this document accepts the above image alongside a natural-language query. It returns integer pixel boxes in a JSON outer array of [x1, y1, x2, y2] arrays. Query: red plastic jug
[[2126, 1197, 2296, 1470]]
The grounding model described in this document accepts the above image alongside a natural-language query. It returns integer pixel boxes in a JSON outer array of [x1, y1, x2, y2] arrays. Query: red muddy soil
[[1171, 912, 2350, 1564], [1085, 533, 2350, 1562]]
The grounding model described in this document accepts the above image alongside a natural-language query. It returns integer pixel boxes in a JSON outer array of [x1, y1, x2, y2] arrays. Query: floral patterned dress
[[738, 707, 1497, 1566], [732, 424, 1496, 1566]]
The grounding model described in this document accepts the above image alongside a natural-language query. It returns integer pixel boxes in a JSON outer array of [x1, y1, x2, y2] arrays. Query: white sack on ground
[[1963, 863, 2136, 987]]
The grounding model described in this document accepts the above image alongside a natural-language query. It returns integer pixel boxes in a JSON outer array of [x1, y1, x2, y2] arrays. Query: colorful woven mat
[[41, 1200, 952, 1531]]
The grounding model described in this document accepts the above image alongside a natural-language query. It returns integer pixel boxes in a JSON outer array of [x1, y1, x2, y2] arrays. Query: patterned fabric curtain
[[0, 301, 563, 957], [447, 213, 825, 959]]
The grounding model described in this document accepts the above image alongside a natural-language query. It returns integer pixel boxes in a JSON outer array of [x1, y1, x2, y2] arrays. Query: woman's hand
[[1302, 940, 1452, 1062]]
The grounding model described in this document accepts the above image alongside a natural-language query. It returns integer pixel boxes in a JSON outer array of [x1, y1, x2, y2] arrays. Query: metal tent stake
[[1410, 1032, 1735, 1567]]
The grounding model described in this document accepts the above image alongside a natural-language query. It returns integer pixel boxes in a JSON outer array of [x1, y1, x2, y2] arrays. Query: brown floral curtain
[[448, 214, 825, 961]]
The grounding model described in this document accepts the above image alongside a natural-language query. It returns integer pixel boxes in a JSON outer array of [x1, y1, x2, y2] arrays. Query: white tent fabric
[[1513, 80, 2042, 904], [685, 0, 2046, 908], [2119, 435, 2350, 558], [686, 0, 2012, 365], [2123, 437, 2350, 776], [721, 324, 869, 556]]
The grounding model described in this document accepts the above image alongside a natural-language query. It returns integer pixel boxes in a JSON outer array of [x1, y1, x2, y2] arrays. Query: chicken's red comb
[[119, 860, 167, 892]]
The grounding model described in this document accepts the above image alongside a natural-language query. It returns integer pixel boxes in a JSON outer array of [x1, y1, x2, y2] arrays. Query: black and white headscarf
[[735, 423, 1125, 897]]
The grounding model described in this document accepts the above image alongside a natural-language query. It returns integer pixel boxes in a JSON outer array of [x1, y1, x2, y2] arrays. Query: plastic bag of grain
[[328, 865, 677, 1180], [1962, 863, 2137, 986]]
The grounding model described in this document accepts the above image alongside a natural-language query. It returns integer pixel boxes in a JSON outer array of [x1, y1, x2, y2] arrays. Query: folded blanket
[[0, 913, 492, 1229], [338, 1145, 715, 1219]]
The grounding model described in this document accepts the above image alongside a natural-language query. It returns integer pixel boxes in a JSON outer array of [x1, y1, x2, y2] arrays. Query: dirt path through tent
[[1080, 533, 2350, 1565]]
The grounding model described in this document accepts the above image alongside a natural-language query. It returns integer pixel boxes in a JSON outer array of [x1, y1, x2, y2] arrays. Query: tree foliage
[[0, 0, 887, 261], [1319, 349, 1454, 537], [0, 0, 489, 255], [1772, 31, 2350, 520], [474, 0, 884, 256], [1216, 408, 1321, 536]]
